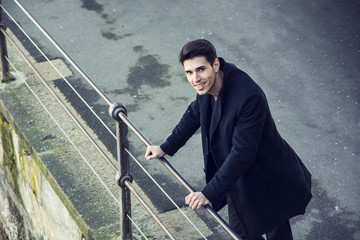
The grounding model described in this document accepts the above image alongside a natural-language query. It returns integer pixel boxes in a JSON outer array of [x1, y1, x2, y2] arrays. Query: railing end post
[[1, 71, 16, 83], [0, 22, 15, 83], [0, 23, 6, 30]]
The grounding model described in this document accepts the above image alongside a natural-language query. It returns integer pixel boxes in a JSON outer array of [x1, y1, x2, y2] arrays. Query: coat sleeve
[[202, 93, 267, 203], [160, 98, 201, 156]]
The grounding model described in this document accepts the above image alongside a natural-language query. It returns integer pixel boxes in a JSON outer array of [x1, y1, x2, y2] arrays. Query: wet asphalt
[[2, 0, 359, 239]]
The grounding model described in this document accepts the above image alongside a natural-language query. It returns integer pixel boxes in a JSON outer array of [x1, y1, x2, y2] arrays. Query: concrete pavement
[[2, 0, 359, 239]]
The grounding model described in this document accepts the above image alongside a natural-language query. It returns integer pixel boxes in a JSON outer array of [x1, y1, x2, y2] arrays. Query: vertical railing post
[[0, 1, 15, 83], [109, 103, 133, 240]]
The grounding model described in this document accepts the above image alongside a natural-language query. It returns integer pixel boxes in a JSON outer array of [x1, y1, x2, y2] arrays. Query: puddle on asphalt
[[126, 54, 170, 96], [80, 0, 104, 14], [101, 31, 134, 41]]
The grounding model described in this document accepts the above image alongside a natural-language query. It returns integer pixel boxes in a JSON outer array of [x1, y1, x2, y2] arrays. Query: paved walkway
[[2, 0, 360, 239]]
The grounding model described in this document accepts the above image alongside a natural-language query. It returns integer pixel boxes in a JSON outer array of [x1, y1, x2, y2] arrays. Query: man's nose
[[193, 72, 200, 83]]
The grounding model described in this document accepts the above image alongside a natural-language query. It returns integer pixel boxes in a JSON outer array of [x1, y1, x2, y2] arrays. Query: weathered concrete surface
[[0, 29, 215, 239], [1, 0, 360, 239]]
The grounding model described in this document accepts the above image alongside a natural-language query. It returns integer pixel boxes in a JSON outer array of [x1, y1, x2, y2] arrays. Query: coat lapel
[[200, 94, 211, 138], [210, 94, 222, 141]]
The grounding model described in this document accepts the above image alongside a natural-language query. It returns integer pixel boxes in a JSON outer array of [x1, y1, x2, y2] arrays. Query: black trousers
[[227, 195, 293, 240]]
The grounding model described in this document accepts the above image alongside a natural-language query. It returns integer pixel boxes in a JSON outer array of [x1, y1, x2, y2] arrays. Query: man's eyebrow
[[196, 65, 206, 70], [185, 65, 206, 72]]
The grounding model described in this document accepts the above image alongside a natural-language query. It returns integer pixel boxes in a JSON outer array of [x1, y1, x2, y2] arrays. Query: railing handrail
[[118, 112, 241, 240], [2, 1, 241, 239]]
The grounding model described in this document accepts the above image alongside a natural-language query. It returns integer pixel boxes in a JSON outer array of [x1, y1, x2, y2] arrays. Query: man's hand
[[185, 192, 210, 210], [145, 146, 166, 160]]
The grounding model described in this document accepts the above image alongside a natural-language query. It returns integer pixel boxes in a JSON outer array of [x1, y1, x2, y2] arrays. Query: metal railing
[[0, 0, 13, 82], [0, 1, 241, 239]]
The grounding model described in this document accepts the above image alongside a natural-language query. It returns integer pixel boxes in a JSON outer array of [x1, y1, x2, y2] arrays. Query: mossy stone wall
[[0, 110, 84, 240]]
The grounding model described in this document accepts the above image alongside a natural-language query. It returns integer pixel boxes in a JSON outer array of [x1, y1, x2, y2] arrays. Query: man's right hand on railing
[[145, 146, 166, 160]]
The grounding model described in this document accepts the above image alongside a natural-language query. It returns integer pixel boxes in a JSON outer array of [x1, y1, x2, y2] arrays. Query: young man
[[145, 39, 312, 240]]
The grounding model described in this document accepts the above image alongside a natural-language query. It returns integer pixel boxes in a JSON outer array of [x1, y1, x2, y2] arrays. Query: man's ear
[[213, 58, 220, 72]]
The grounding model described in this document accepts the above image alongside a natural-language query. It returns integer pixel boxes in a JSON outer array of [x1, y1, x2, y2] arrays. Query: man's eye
[[198, 68, 205, 72]]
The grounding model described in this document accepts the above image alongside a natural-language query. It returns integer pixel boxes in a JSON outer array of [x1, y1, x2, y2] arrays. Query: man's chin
[[196, 89, 209, 95]]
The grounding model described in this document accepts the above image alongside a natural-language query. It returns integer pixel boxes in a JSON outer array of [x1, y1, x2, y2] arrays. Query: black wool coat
[[161, 58, 312, 239]]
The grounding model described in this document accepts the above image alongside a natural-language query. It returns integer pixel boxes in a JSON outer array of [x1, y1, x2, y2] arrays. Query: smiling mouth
[[194, 82, 205, 90]]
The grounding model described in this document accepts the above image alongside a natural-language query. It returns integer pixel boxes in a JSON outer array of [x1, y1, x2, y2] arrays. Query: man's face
[[183, 56, 219, 95]]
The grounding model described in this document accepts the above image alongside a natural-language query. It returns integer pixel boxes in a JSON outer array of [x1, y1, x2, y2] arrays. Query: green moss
[[19, 154, 26, 180], [0, 114, 21, 201], [51, 146, 70, 157], [31, 171, 38, 197]]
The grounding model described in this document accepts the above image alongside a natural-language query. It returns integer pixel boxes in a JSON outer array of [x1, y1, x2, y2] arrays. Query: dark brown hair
[[179, 39, 217, 65]]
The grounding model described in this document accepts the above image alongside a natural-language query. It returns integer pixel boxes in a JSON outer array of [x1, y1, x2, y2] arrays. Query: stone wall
[[0, 108, 83, 239]]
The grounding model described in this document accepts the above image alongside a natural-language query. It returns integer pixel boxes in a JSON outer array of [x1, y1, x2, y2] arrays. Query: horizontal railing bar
[[11, 0, 112, 106], [0, 27, 118, 173], [124, 181, 176, 240], [118, 112, 241, 240]]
